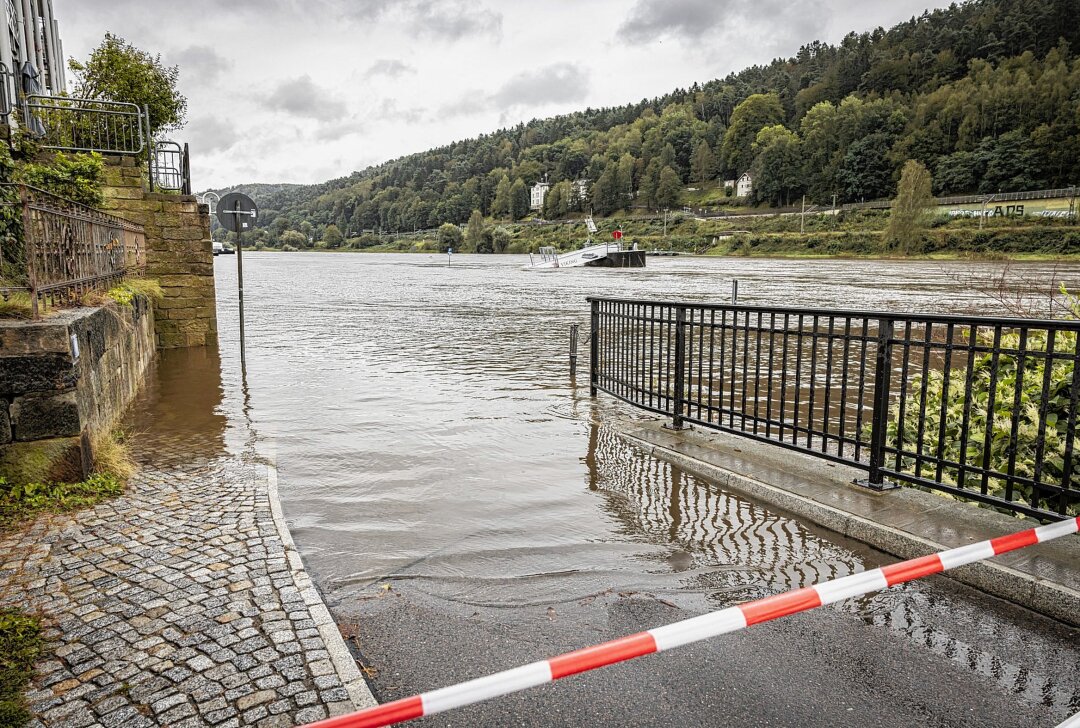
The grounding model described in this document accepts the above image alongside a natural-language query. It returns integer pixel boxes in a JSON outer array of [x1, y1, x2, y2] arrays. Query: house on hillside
[[530, 179, 550, 211], [736, 172, 753, 198]]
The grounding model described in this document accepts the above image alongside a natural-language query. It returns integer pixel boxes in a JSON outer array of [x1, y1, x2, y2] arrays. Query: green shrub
[[885, 329, 1080, 516], [0, 609, 42, 727], [0, 473, 124, 527], [18, 152, 105, 207]]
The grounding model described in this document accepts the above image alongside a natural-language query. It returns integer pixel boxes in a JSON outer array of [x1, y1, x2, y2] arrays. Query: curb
[[616, 425, 1080, 628], [266, 459, 378, 711]]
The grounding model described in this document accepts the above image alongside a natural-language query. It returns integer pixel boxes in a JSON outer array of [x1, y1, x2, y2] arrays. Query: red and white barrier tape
[[307, 516, 1079, 728]]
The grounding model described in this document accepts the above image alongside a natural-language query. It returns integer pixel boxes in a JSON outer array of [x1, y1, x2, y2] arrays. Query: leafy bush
[[18, 152, 105, 207], [0, 609, 42, 727], [885, 329, 1080, 516], [0, 473, 124, 527]]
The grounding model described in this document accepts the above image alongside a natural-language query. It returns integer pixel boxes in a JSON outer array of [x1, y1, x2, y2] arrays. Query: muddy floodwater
[[135, 254, 1080, 723]]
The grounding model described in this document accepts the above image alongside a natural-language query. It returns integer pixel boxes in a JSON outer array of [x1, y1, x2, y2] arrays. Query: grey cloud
[[169, 45, 233, 82], [619, 0, 728, 43], [314, 118, 367, 142], [262, 75, 347, 120], [618, 0, 826, 49], [490, 63, 590, 109], [342, 0, 502, 41], [374, 99, 424, 124], [186, 116, 239, 154], [367, 59, 416, 78]]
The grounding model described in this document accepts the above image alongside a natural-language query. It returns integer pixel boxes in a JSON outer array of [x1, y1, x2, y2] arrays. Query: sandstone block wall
[[0, 299, 156, 483], [101, 158, 218, 348]]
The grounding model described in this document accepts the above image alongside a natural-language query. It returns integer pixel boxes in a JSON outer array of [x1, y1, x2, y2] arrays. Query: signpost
[[216, 192, 258, 369], [612, 230, 623, 241]]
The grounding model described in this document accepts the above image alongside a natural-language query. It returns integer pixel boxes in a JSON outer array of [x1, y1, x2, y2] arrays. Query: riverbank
[[0, 436, 375, 726]]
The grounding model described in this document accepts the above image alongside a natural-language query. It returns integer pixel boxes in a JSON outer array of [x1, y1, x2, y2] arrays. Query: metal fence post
[[858, 316, 898, 490], [589, 299, 599, 397], [19, 186, 39, 319], [182, 143, 191, 195], [672, 306, 687, 429]]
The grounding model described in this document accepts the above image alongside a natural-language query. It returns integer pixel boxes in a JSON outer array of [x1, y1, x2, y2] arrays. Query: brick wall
[[100, 158, 218, 348]]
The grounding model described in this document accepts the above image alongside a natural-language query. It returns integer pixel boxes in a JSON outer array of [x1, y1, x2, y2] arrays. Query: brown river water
[[129, 254, 1080, 717]]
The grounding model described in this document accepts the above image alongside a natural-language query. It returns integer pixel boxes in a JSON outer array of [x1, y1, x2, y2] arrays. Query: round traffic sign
[[216, 192, 258, 233], [613, 230, 623, 240]]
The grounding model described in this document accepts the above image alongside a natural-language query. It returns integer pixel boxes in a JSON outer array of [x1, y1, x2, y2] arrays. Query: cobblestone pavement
[[0, 449, 372, 727]]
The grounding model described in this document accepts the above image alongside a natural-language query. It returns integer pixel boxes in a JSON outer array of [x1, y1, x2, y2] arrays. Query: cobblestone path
[[0, 451, 372, 727]]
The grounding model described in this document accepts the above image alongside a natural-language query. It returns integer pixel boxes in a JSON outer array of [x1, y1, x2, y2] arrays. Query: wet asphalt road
[[341, 573, 1076, 728]]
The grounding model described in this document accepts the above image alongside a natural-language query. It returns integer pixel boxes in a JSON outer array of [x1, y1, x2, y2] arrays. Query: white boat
[[524, 242, 625, 270]]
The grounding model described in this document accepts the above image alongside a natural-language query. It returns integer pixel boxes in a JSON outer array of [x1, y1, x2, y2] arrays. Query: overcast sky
[[60, 0, 952, 190]]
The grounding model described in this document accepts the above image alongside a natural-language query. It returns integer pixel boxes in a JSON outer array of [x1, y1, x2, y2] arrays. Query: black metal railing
[[588, 297, 1080, 521]]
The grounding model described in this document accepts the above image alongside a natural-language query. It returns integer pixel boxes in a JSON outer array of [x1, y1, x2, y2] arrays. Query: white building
[[736, 172, 753, 198], [1, 0, 67, 109], [723, 179, 736, 190], [530, 179, 550, 211]]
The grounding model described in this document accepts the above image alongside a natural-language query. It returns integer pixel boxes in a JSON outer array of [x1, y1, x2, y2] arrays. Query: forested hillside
[[212, 0, 1080, 247]]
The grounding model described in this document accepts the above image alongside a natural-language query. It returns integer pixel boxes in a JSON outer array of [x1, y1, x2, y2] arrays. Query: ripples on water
[[178, 253, 1080, 715]]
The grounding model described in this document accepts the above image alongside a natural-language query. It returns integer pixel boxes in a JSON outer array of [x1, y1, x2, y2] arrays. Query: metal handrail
[[22, 94, 146, 155], [151, 140, 191, 194], [588, 296, 1080, 520]]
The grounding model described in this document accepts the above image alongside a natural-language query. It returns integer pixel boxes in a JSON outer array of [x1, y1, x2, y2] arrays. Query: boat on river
[[524, 242, 646, 270]]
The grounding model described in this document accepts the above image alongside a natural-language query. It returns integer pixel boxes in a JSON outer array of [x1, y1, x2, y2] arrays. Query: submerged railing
[[588, 297, 1080, 520], [0, 184, 146, 317]]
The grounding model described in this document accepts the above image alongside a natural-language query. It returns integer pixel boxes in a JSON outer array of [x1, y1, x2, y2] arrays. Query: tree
[[689, 140, 716, 183], [321, 224, 344, 248], [436, 222, 462, 251], [280, 230, 307, 249], [655, 166, 683, 209], [491, 226, 511, 253], [886, 160, 935, 253], [68, 33, 187, 135], [749, 125, 803, 206], [720, 93, 784, 177], [836, 133, 894, 202], [492, 175, 511, 218], [509, 178, 529, 220], [465, 209, 485, 251]]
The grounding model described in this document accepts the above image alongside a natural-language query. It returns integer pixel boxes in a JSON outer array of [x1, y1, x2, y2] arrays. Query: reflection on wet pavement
[[120, 252, 1080, 720]]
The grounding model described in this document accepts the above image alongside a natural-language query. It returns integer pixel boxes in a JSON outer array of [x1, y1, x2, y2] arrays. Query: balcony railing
[[22, 95, 147, 155], [0, 184, 146, 318]]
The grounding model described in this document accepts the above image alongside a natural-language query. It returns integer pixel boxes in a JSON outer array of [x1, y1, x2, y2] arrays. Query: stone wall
[[0, 298, 156, 483], [101, 158, 218, 348]]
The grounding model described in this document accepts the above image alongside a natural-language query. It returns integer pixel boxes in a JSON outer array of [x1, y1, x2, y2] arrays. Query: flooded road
[[140, 254, 1079, 725]]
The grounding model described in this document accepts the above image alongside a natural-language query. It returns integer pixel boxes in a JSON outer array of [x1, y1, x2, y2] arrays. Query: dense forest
[[211, 0, 1080, 248]]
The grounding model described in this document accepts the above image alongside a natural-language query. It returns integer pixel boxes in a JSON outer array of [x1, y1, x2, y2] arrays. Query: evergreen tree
[[492, 175, 511, 218], [509, 178, 529, 220], [690, 140, 716, 183]]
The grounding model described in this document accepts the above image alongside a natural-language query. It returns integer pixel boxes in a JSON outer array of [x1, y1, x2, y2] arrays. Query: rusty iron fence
[[588, 296, 1080, 521], [0, 184, 145, 317]]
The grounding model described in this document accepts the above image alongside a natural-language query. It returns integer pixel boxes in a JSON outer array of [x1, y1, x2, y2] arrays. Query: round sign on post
[[216, 192, 258, 232], [613, 230, 623, 240]]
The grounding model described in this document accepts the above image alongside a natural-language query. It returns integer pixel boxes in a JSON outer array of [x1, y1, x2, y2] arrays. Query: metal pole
[[732, 279, 738, 305], [234, 200, 246, 371], [860, 317, 895, 490], [671, 306, 687, 429], [589, 300, 599, 397], [569, 323, 579, 378], [800, 195, 806, 234]]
